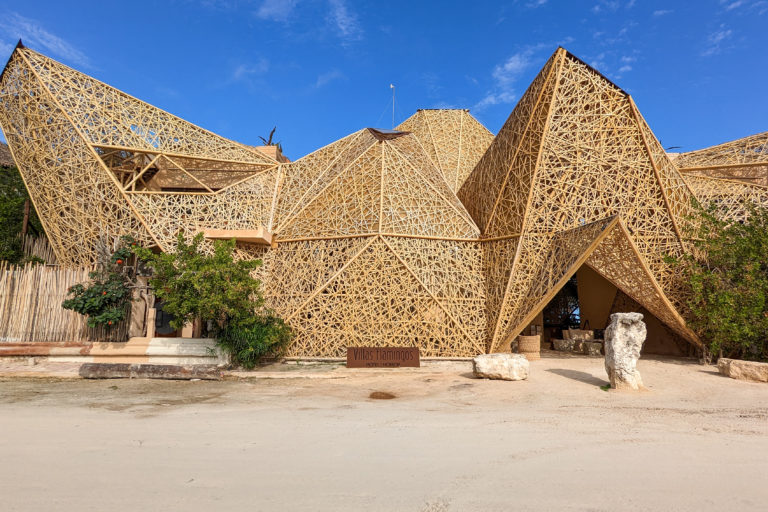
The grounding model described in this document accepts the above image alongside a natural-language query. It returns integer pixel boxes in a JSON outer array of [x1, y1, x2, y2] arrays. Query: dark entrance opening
[[531, 265, 693, 356], [542, 275, 581, 337]]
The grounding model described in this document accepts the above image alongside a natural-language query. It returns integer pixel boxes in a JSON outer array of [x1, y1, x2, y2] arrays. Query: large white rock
[[718, 358, 768, 382], [473, 353, 529, 381], [604, 313, 646, 390]]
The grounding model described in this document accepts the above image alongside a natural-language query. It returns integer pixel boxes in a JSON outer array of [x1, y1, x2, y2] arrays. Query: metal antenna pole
[[390, 84, 395, 129]]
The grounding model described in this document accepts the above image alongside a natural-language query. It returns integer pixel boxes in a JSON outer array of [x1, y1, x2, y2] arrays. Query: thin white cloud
[[232, 58, 270, 80], [653, 9, 673, 16], [701, 27, 733, 56], [0, 12, 90, 68], [0, 40, 13, 58], [590, 52, 607, 71], [475, 45, 545, 110], [526, 0, 548, 7], [719, 0, 768, 11], [197, 0, 239, 9], [591, 0, 621, 13], [432, 101, 460, 109], [255, 0, 298, 21], [721, 0, 746, 10], [493, 53, 533, 87], [618, 65, 632, 73], [327, 0, 362, 41], [315, 69, 344, 88]]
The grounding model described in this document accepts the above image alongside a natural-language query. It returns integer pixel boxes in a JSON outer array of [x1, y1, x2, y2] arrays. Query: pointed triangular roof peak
[[398, 108, 493, 193], [0, 40, 25, 84], [274, 129, 479, 239], [458, 48, 563, 236], [560, 47, 629, 97]]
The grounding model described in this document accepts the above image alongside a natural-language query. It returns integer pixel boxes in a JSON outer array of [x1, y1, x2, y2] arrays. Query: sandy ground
[[1, 353, 767, 511]]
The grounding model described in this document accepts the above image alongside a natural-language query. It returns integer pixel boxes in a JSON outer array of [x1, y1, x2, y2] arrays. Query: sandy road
[[1, 355, 767, 511]]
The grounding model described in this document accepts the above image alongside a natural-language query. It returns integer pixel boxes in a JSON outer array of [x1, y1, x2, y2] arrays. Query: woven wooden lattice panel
[[677, 132, 768, 187], [396, 109, 494, 192], [0, 48, 158, 265], [683, 175, 768, 223]]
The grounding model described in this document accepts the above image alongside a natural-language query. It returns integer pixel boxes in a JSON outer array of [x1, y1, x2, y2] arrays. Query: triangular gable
[[490, 218, 698, 352]]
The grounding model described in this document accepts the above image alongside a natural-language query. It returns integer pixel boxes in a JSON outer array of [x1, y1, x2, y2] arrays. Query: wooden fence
[[0, 262, 132, 343], [21, 235, 57, 264]]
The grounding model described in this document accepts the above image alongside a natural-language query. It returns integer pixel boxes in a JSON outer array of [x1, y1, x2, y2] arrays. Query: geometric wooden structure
[[0, 42, 276, 266], [682, 174, 768, 224], [458, 48, 698, 351], [7, 43, 765, 356], [264, 127, 486, 356]]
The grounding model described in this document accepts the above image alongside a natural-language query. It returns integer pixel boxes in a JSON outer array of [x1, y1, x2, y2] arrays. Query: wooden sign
[[346, 347, 420, 368]]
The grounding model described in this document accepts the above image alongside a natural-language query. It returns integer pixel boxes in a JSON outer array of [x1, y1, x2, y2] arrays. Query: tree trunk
[[21, 198, 30, 238]]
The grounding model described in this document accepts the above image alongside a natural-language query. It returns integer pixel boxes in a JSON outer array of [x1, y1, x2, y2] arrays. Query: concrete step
[[79, 363, 222, 380], [0, 338, 229, 366]]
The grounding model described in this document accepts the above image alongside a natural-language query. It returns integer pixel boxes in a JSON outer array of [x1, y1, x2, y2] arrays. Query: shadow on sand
[[546, 368, 608, 387]]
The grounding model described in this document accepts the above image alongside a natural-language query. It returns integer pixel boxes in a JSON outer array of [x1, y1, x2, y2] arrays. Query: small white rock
[[473, 353, 529, 381]]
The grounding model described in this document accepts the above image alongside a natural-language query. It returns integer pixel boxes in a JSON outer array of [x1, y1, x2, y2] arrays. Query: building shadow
[[546, 368, 608, 387]]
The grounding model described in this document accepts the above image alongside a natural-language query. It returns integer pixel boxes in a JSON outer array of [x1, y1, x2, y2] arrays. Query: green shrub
[[216, 315, 293, 369], [62, 243, 134, 328], [133, 232, 262, 331], [670, 203, 768, 361], [134, 231, 293, 367]]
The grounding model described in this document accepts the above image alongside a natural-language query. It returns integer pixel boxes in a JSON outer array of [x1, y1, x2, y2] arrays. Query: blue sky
[[0, 1, 766, 159]]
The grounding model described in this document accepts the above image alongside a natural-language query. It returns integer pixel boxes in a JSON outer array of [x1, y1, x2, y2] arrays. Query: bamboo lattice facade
[[676, 131, 768, 186], [396, 109, 494, 192], [1, 44, 764, 356]]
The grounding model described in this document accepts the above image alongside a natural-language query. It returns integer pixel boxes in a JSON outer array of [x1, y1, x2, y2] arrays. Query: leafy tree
[[0, 166, 43, 263], [670, 203, 768, 361], [133, 232, 262, 330], [134, 232, 292, 367], [62, 240, 135, 328]]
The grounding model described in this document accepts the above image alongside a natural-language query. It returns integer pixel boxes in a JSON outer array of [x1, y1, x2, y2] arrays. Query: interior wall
[[609, 291, 693, 357], [576, 265, 618, 330], [577, 265, 692, 356]]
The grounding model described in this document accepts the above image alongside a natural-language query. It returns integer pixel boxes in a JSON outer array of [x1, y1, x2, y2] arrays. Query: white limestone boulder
[[604, 313, 646, 391], [473, 353, 529, 381], [718, 358, 768, 382]]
